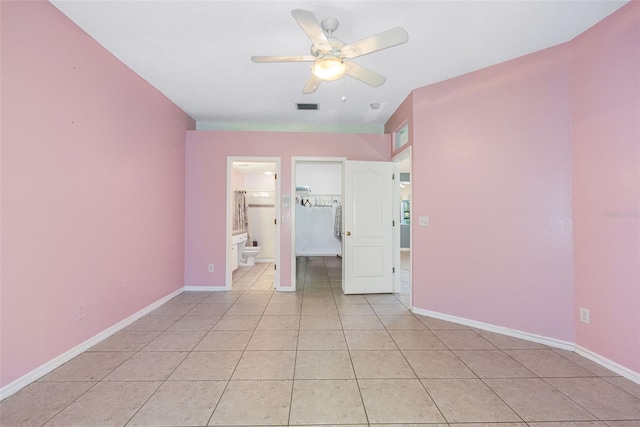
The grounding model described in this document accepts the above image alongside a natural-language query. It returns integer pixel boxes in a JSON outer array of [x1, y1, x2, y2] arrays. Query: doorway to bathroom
[[227, 157, 280, 290]]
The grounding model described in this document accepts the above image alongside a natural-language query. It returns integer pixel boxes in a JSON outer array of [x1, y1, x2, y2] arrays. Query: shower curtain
[[234, 191, 251, 243]]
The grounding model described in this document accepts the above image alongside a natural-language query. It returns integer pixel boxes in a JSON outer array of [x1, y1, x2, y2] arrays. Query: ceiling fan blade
[[302, 74, 321, 94], [341, 27, 408, 59], [346, 62, 386, 87], [251, 55, 316, 63], [291, 9, 331, 53]]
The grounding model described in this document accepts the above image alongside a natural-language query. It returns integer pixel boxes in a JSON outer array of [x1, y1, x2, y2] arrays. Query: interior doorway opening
[[393, 148, 412, 308], [291, 157, 345, 291], [227, 158, 280, 290]]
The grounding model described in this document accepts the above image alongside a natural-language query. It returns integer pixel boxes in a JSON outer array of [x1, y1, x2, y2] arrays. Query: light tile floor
[[2, 256, 640, 426]]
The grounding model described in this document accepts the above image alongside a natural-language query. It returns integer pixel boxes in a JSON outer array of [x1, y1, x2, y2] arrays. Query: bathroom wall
[[1, 1, 195, 390], [295, 163, 343, 256], [185, 131, 390, 288], [244, 173, 276, 261]]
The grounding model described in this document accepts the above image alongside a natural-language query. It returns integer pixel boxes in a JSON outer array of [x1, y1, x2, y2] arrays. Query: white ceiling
[[50, 0, 628, 131]]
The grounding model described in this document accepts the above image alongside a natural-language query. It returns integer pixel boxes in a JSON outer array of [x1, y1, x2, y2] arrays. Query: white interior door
[[343, 160, 394, 294]]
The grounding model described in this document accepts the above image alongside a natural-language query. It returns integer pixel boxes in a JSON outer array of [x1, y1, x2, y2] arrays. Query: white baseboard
[[575, 345, 640, 384], [183, 286, 228, 292], [412, 307, 639, 385], [0, 288, 183, 401], [275, 285, 295, 292]]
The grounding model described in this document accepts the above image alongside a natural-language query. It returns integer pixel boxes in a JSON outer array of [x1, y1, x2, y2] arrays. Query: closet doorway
[[291, 158, 345, 290]]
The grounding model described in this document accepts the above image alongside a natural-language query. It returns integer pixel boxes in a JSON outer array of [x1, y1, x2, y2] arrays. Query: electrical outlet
[[208, 264, 214, 272], [76, 305, 85, 321], [579, 307, 590, 324], [122, 277, 129, 290]]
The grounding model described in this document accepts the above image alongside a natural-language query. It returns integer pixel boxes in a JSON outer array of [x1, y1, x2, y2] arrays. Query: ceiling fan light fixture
[[312, 57, 347, 81]]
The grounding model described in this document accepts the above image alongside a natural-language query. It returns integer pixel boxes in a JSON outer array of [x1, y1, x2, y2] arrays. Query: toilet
[[233, 232, 262, 267], [240, 244, 262, 266]]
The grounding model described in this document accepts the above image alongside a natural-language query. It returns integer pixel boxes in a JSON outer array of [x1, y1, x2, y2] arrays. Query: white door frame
[[392, 147, 412, 307], [226, 156, 281, 290], [290, 157, 346, 291]]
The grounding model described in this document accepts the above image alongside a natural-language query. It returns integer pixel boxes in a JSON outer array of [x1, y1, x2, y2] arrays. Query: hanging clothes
[[334, 203, 342, 241]]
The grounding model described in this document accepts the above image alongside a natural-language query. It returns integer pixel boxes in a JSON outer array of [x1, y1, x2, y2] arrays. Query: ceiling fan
[[251, 9, 408, 94]]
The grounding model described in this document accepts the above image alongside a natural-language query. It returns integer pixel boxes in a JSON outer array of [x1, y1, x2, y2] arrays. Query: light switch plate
[[419, 216, 429, 226]]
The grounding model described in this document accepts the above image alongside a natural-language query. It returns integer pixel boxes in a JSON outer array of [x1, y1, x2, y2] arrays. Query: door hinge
[[274, 173, 277, 180], [274, 264, 277, 270], [392, 173, 395, 180], [392, 267, 396, 273], [392, 220, 395, 226], [274, 218, 277, 225]]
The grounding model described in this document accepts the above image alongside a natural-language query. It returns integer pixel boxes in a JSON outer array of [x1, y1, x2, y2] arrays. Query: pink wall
[[185, 131, 390, 288], [391, 1, 639, 374], [408, 45, 576, 341], [570, 1, 640, 373], [1, 1, 195, 388]]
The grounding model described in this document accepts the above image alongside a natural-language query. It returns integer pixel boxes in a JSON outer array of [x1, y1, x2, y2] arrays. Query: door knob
[[345, 231, 351, 236]]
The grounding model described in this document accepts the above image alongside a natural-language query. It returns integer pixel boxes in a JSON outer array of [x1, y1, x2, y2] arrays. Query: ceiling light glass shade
[[312, 57, 347, 81]]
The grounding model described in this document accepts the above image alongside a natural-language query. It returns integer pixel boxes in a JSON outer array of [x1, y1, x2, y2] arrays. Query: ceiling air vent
[[296, 103, 319, 111]]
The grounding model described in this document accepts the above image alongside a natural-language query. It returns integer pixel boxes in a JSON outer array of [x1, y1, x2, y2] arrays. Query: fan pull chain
[[341, 78, 347, 103]]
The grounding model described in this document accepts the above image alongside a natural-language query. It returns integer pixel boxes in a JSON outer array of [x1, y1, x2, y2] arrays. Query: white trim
[[183, 286, 228, 292], [575, 345, 640, 384], [412, 307, 575, 351], [0, 288, 183, 401], [392, 147, 412, 308]]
